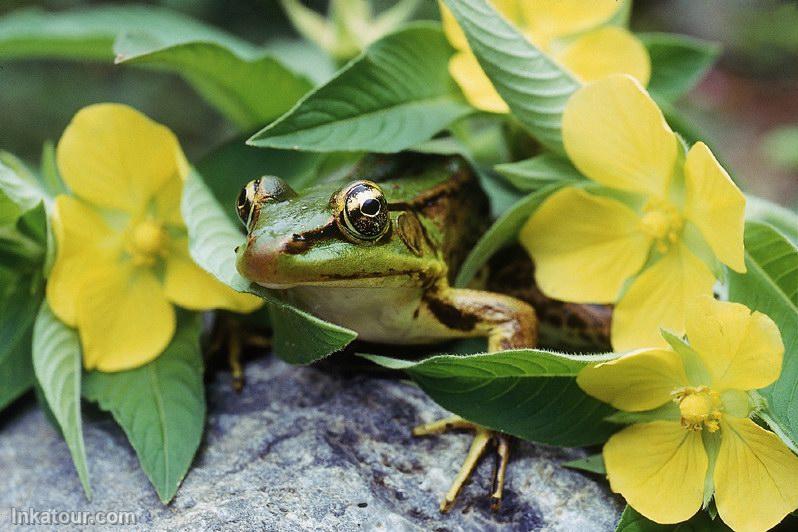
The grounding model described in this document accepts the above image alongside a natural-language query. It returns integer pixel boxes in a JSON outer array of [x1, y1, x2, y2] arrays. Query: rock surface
[[0, 355, 623, 531]]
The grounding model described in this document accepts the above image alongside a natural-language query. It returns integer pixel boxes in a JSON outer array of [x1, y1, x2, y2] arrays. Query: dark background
[[1, 0, 796, 207]]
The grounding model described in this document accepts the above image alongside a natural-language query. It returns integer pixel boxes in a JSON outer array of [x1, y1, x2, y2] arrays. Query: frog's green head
[[234, 175, 442, 288]]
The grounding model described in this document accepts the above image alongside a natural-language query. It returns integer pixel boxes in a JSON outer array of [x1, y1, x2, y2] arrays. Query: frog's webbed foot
[[209, 315, 271, 393], [413, 416, 511, 512]]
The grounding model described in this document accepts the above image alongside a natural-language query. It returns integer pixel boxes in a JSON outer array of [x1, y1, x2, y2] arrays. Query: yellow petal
[[520, 0, 621, 44], [604, 421, 707, 524], [438, 1, 468, 51], [164, 239, 262, 313], [612, 242, 716, 351], [577, 348, 688, 411], [154, 176, 185, 228], [46, 195, 121, 326], [686, 297, 784, 392], [520, 187, 651, 303], [562, 75, 678, 197], [715, 416, 798, 532], [449, 52, 509, 114], [76, 263, 175, 372], [683, 142, 746, 273], [556, 27, 651, 86], [56, 103, 189, 214]]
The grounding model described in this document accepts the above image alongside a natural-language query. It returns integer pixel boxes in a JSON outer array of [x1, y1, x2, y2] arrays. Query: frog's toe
[[413, 417, 511, 513]]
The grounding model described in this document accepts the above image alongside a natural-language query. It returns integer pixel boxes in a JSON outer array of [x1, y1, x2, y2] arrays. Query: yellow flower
[[439, 0, 650, 113], [47, 104, 261, 372], [520, 75, 746, 350], [577, 297, 798, 532]]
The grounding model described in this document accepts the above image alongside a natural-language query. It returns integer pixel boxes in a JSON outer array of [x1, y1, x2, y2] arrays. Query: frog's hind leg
[[413, 416, 514, 512], [210, 314, 272, 392], [417, 287, 537, 512]]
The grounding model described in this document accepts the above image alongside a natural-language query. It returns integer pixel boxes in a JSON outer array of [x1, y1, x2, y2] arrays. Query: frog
[[234, 152, 539, 512]]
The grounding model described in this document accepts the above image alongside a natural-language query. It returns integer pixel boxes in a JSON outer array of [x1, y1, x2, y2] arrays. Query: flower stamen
[[127, 219, 169, 266], [640, 199, 684, 253], [673, 386, 722, 432]]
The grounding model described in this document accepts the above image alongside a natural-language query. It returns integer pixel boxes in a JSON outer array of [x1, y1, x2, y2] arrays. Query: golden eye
[[337, 181, 390, 241], [236, 179, 259, 228]]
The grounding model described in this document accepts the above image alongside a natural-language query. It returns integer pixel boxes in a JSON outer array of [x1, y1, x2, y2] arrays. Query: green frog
[[234, 153, 539, 511]]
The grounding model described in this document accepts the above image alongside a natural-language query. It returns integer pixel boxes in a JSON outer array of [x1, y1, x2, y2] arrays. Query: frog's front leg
[[416, 287, 537, 512]]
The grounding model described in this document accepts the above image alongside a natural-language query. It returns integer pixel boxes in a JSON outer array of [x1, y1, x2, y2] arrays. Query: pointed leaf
[[442, 0, 580, 153], [0, 324, 34, 412], [454, 183, 572, 287], [0, 270, 44, 411], [495, 153, 585, 192], [364, 350, 617, 446], [728, 222, 798, 447], [640, 32, 720, 103], [615, 505, 731, 531], [563, 454, 606, 475], [195, 139, 327, 225], [745, 195, 798, 245], [0, 5, 257, 61], [114, 35, 312, 130], [0, 6, 309, 129], [31, 301, 91, 498], [248, 23, 472, 153], [82, 314, 204, 503], [0, 159, 45, 214]]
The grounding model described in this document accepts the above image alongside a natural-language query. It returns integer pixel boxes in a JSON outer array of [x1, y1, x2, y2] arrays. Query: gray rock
[[0, 355, 623, 531]]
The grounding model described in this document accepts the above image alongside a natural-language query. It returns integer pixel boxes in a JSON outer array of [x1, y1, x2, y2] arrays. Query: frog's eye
[[236, 179, 259, 227], [337, 181, 390, 242], [236, 176, 296, 228]]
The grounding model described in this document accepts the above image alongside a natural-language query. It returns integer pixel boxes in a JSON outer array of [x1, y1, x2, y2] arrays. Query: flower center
[[674, 386, 722, 432], [128, 219, 169, 266], [640, 200, 684, 253]]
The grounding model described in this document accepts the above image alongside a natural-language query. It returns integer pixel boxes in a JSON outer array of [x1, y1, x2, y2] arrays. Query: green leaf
[[454, 183, 571, 287], [745, 195, 798, 245], [248, 23, 472, 153], [82, 314, 205, 503], [264, 38, 337, 85], [762, 125, 798, 172], [640, 33, 721, 103], [442, 0, 580, 153], [412, 135, 523, 216], [0, 190, 21, 226], [0, 5, 258, 61], [31, 301, 91, 498], [0, 159, 46, 214], [364, 350, 617, 446], [563, 454, 606, 475], [728, 222, 798, 447], [181, 170, 356, 364], [0, 6, 310, 129], [615, 506, 731, 531], [495, 153, 585, 193], [195, 139, 328, 225], [39, 140, 65, 198], [0, 327, 34, 412], [661, 330, 711, 386], [0, 268, 42, 364], [114, 35, 312, 130], [266, 304, 356, 365]]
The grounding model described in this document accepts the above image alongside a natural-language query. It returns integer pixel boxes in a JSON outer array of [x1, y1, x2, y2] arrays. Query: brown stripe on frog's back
[[407, 158, 489, 281]]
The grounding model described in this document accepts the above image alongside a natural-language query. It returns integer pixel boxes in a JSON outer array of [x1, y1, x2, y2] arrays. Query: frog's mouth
[[236, 227, 432, 290]]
